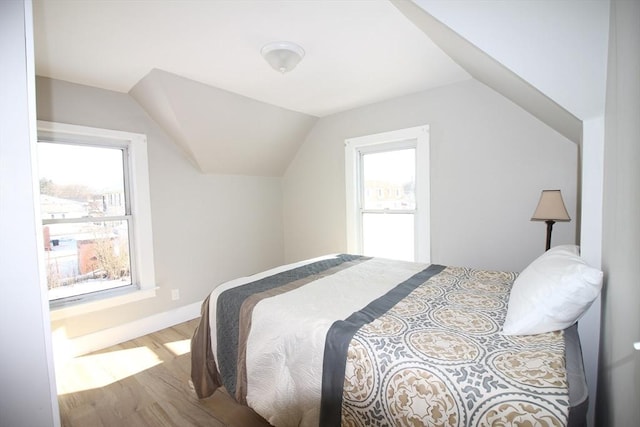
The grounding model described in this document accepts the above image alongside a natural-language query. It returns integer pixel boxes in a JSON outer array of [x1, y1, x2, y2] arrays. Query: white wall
[[36, 77, 284, 339], [283, 79, 577, 272], [0, 1, 59, 426], [598, 0, 640, 424], [578, 117, 605, 425]]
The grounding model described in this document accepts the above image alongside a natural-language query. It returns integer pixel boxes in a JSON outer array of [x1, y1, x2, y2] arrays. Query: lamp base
[[545, 220, 556, 251]]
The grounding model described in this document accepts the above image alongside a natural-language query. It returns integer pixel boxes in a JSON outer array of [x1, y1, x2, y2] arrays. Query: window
[[36, 121, 156, 317], [345, 125, 430, 262]]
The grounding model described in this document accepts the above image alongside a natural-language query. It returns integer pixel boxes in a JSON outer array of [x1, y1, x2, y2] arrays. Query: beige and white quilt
[[191, 255, 569, 427]]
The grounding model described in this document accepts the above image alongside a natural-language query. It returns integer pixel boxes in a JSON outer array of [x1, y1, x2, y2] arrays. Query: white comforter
[[207, 255, 427, 426]]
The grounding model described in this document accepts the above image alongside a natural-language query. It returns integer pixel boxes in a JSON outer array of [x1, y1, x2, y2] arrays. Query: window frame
[[37, 121, 156, 319], [345, 125, 430, 263]]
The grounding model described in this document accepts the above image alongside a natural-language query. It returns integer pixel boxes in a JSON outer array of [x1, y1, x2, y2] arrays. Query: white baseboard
[[53, 301, 203, 360]]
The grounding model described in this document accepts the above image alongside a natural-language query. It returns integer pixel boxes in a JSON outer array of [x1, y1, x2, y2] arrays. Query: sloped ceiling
[[33, 0, 472, 176], [412, 0, 609, 121], [33, 0, 470, 117], [393, 0, 585, 143], [33, 0, 610, 175], [130, 69, 317, 176]]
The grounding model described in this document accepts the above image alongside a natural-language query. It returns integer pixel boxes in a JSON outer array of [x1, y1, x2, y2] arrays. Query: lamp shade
[[531, 190, 571, 221]]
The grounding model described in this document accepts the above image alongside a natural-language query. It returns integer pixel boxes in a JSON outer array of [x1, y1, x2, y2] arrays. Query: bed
[[191, 248, 601, 426]]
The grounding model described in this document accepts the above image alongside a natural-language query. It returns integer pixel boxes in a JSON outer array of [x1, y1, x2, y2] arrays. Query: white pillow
[[502, 245, 603, 335]]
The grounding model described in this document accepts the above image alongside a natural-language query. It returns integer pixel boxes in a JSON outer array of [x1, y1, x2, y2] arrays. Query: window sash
[[358, 146, 417, 213], [37, 139, 138, 304], [356, 146, 418, 261], [44, 218, 134, 300], [361, 211, 415, 262]]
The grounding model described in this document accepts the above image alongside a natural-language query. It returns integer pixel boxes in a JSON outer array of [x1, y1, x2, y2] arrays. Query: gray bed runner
[[319, 264, 446, 425], [216, 254, 366, 397]]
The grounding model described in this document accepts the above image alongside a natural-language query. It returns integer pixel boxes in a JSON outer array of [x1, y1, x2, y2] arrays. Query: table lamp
[[531, 189, 571, 251]]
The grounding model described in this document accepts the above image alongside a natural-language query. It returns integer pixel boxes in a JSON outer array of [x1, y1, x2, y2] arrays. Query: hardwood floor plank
[[60, 403, 107, 427], [56, 318, 272, 427]]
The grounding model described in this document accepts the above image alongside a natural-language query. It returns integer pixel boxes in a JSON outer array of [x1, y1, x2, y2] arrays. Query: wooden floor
[[56, 318, 272, 427]]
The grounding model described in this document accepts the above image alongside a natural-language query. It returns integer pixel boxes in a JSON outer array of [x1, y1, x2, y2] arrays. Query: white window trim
[[345, 125, 430, 263], [37, 121, 156, 320]]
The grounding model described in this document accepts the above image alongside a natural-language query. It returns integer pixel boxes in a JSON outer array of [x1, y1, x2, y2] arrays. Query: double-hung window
[[345, 125, 430, 262], [36, 121, 156, 317]]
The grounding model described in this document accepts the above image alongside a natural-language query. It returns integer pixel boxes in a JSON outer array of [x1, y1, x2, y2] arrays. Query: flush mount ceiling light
[[261, 41, 305, 73]]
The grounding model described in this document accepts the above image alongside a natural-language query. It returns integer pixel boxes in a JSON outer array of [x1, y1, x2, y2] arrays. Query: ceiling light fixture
[[261, 41, 305, 74]]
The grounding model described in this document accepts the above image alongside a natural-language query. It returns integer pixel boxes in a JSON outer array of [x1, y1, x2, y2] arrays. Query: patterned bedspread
[[321, 265, 569, 426], [191, 256, 569, 427]]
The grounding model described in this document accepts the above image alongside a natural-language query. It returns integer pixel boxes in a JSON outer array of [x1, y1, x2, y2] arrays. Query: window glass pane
[[44, 220, 132, 300], [38, 142, 126, 217], [362, 213, 414, 262], [362, 148, 415, 210]]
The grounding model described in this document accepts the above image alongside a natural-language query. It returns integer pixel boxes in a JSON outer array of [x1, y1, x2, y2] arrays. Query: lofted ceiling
[[33, 0, 475, 176], [33, 0, 470, 118], [33, 0, 605, 176]]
